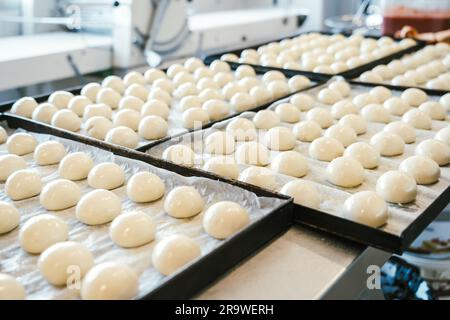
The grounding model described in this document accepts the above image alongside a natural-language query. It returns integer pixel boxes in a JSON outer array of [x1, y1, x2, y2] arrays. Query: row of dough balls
[[222, 33, 416, 74], [359, 43, 450, 90]]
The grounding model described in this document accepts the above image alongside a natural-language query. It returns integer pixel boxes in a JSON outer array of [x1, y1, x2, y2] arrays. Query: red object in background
[[382, 6, 450, 35]]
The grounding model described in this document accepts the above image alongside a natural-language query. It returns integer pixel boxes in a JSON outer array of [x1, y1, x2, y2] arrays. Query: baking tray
[[204, 31, 425, 81], [142, 81, 450, 254], [0, 116, 293, 300]]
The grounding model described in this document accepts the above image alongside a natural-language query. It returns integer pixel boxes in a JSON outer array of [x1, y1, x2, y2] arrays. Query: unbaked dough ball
[[203, 156, 239, 180], [34, 141, 67, 166], [174, 82, 198, 99], [370, 86, 392, 103], [182, 108, 210, 129], [440, 93, 450, 111], [418, 101, 446, 120], [344, 142, 379, 169], [214, 72, 234, 88], [239, 167, 277, 191], [235, 65, 256, 79], [114, 109, 141, 130], [275, 103, 301, 123], [235, 142, 270, 166], [68, 96, 92, 116], [326, 156, 365, 188], [309, 137, 344, 162], [179, 96, 202, 112], [144, 68, 166, 84], [250, 86, 273, 105], [435, 127, 450, 145], [81, 262, 138, 300], [88, 162, 125, 190], [162, 145, 195, 167], [97, 88, 122, 109], [370, 132, 404, 156], [202, 99, 230, 121], [123, 71, 145, 87], [331, 100, 358, 120], [105, 126, 139, 149], [38, 241, 94, 286], [138, 116, 168, 140], [51, 110, 82, 132], [290, 93, 315, 111], [48, 91, 74, 109], [184, 57, 204, 72], [0, 274, 25, 300], [253, 110, 280, 129], [384, 121, 416, 144], [399, 155, 440, 185], [102, 76, 125, 94], [127, 172, 165, 203], [402, 109, 432, 130], [376, 171, 417, 204], [288, 75, 311, 92], [0, 154, 26, 182], [119, 96, 144, 112], [415, 139, 450, 166], [360, 71, 383, 83], [329, 81, 351, 97], [383, 97, 410, 116], [199, 88, 224, 101], [164, 186, 204, 218], [262, 70, 286, 84], [293, 121, 322, 142], [306, 108, 334, 129], [58, 152, 94, 181], [110, 211, 156, 248], [339, 114, 366, 135], [353, 93, 378, 108], [230, 92, 256, 112], [172, 72, 194, 88], [222, 83, 245, 100], [19, 214, 68, 254], [279, 180, 320, 209], [85, 116, 114, 140], [203, 201, 249, 240], [7, 133, 37, 156], [148, 88, 172, 105], [325, 124, 356, 147], [81, 83, 101, 102], [5, 170, 42, 201], [271, 151, 308, 177], [125, 84, 149, 102], [76, 189, 122, 225], [84, 103, 113, 120], [0, 127, 6, 144], [343, 191, 388, 227], [0, 201, 20, 234], [226, 118, 257, 142], [265, 127, 296, 151], [361, 104, 391, 123], [210, 60, 231, 73], [318, 88, 342, 105], [152, 235, 201, 276], [11, 97, 38, 118], [40, 179, 81, 211], [32, 103, 59, 123], [267, 80, 290, 99], [205, 131, 235, 155], [401, 88, 427, 107]]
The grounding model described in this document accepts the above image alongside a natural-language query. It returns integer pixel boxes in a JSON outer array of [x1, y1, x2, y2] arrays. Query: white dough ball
[[204, 131, 235, 155], [384, 121, 416, 144], [88, 162, 124, 190], [84, 103, 112, 120], [7, 133, 37, 156], [267, 80, 290, 98], [210, 60, 231, 73], [402, 109, 432, 130], [288, 75, 311, 91], [214, 72, 234, 88], [344, 142, 379, 169], [105, 126, 139, 149], [271, 151, 308, 177], [97, 88, 122, 109], [152, 235, 201, 276], [184, 57, 204, 72], [110, 211, 156, 248], [125, 84, 149, 101], [439, 93, 450, 111], [127, 172, 165, 203], [360, 71, 383, 83], [331, 100, 358, 120], [179, 96, 203, 112], [253, 110, 280, 129], [290, 93, 315, 111], [162, 145, 195, 167], [58, 152, 94, 181], [51, 110, 82, 132], [203, 156, 239, 180], [235, 142, 270, 166], [48, 91, 74, 109], [199, 88, 224, 101], [306, 108, 334, 128], [81, 83, 101, 102], [0, 155, 27, 181], [399, 155, 440, 185], [81, 262, 138, 300], [238, 76, 260, 91], [167, 64, 188, 79], [32, 103, 59, 124], [19, 214, 68, 254], [76, 189, 122, 225], [361, 104, 391, 123], [418, 101, 446, 120], [435, 127, 450, 145], [203, 201, 249, 239], [279, 180, 320, 209], [275, 103, 301, 123], [102, 76, 125, 94], [230, 92, 256, 112], [68, 96, 92, 116], [415, 139, 450, 166], [85, 116, 114, 140], [401, 88, 428, 107], [164, 186, 204, 218], [226, 118, 257, 141], [123, 71, 145, 87], [154, 77, 175, 93], [38, 241, 94, 286], [0, 274, 25, 300], [317, 88, 342, 105], [174, 82, 198, 99], [353, 93, 378, 108], [262, 70, 286, 84], [324, 124, 357, 147], [376, 171, 417, 204], [11, 97, 38, 118], [343, 191, 388, 227], [370, 86, 392, 103], [0, 201, 20, 234], [329, 81, 351, 97], [145, 68, 166, 84], [34, 141, 67, 166], [370, 132, 405, 156], [138, 116, 168, 140], [250, 86, 273, 105], [113, 109, 141, 131], [202, 99, 230, 121], [239, 167, 277, 191], [5, 169, 42, 201], [265, 127, 296, 151], [384, 97, 410, 116], [293, 121, 322, 142], [182, 108, 210, 129], [40, 179, 81, 211], [339, 114, 367, 135], [148, 88, 172, 105], [235, 65, 256, 79], [326, 156, 365, 188], [309, 137, 344, 162]]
